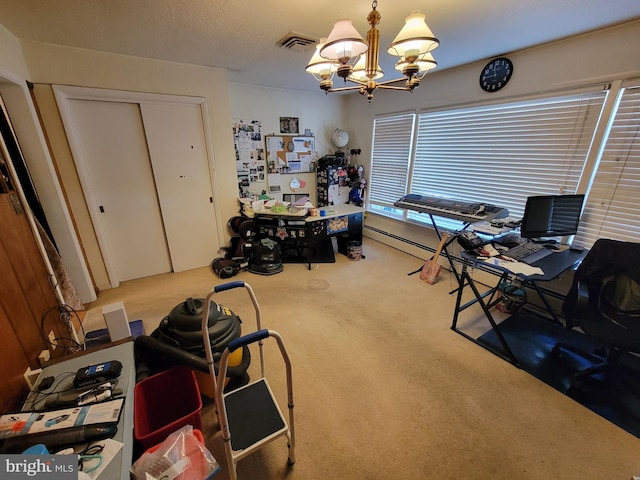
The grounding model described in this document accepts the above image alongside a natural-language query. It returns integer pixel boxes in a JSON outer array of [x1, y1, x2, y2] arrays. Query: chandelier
[[306, 1, 439, 102]]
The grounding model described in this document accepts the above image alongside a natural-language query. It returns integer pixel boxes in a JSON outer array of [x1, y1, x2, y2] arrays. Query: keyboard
[[502, 242, 552, 264], [394, 194, 509, 223]]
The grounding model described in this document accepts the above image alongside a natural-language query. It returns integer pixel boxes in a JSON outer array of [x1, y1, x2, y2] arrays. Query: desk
[[255, 204, 364, 270], [22, 341, 135, 480], [452, 248, 588, 366]]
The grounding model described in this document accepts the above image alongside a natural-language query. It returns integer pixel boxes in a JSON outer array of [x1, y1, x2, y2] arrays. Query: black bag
[[211, 257, 241, 279], [457, 231, 485, 250]]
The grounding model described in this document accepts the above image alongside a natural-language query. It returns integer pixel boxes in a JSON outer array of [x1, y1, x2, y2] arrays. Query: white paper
[[285, 152, 298, 169], [299, 154, 312, 172], [482, 257, 544, 276], [267, 136, 284, 152], [292, 137, 312, 152]]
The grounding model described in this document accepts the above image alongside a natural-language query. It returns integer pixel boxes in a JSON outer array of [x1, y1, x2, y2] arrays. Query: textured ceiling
[[0, 0, 639, 92]]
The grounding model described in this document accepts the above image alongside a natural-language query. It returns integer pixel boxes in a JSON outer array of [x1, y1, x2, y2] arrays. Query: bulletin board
[[265, 135, 315, 174], [264, 134, 317, 203]]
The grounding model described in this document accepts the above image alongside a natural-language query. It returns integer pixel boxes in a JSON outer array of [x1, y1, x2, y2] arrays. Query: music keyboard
[[394, 194, 509, 223]]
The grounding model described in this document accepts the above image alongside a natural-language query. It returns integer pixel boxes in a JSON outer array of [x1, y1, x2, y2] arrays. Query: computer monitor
[[520, 194, 585, 239]]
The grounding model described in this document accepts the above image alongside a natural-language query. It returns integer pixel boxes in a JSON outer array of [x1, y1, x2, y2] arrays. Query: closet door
[[141, 103, 218, 272], [56, 86, 222, 286], [67, 99, 172, 283]]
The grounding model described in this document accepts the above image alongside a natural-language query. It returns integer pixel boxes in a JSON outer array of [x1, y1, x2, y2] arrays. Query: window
[[368, 112, 415, 216], [412, 91, 607, 222], [369, 89, 609, 232], [575, 81, 640, 246], [370, 82, 640, 248]]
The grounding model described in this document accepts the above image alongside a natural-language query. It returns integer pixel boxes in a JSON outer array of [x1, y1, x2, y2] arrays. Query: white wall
[[228, 82, 346, 204], [0, 37, 346, 295], [345, 19, 640, 258], [0, 23, 27, 80], [2, 19, 639, 296], [229, 82, 345, 155], [17, 40, 239, 293]]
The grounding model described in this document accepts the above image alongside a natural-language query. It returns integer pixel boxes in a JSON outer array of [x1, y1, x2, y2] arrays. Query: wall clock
[[479, 57, 513, 92], [289, 177, 301, 191]]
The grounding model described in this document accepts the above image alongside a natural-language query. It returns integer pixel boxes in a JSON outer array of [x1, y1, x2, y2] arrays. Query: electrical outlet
[[48, 330, 57, 350], [38, 349, 51, 366]]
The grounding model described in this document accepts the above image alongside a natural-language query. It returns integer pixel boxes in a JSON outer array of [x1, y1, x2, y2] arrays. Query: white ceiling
[[0, 0, 639, 93]]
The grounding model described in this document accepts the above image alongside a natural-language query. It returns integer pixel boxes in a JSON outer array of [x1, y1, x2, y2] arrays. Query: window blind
[[369, 113, 415, 209], [409, 91, 608, 228], [575, 82, 640, 247]]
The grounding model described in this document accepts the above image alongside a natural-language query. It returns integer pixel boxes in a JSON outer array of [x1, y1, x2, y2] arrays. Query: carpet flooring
[[477, 311, 640, 438], [81, 239, 640, 479]]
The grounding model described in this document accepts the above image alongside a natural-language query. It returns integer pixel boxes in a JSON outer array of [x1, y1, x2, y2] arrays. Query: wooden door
[[0, 103, 69, 411], [0, 192, 67, 411]]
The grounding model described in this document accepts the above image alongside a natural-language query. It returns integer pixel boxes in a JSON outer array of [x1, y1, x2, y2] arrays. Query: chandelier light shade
[[352, 55, 383, 82], [305, 38, 337, 91], [320, 19, 368, 61], [307, 0, 439, 102], [388, 11, 439, 61], [394, 52, 437, 80], [320, 18, 369, 81]]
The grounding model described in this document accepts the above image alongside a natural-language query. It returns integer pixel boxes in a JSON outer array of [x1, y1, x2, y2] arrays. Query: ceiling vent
[[276, 32, 317, 52]]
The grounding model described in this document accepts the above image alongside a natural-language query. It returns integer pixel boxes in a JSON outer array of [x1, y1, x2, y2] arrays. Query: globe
[[331, 128, 349, 149]]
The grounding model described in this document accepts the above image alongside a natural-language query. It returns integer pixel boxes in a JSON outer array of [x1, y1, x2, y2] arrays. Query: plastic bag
[[131, 425, 220, 480]]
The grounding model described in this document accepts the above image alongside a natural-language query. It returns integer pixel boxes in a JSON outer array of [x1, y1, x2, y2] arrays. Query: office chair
[[552, 239, 640, 395]]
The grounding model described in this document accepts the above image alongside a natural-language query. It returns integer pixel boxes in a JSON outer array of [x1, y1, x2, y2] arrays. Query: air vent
[[276, 32, 318, 52]]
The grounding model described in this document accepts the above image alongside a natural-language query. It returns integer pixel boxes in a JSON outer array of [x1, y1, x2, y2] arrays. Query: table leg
[[451, 264, 519, 366]]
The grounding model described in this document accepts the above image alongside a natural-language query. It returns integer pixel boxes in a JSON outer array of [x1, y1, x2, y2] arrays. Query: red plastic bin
[[134, 365, 203, 450]]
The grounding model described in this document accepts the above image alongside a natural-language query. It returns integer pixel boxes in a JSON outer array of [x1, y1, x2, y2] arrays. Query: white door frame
[[0, 67, 96, 303], [53, 85, 224, 288]]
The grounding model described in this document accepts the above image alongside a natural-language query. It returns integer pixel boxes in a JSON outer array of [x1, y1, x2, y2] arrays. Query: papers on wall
[[233, 119, 265, 198], [265, 135, 315, 174], [267, 136, 283, 153]]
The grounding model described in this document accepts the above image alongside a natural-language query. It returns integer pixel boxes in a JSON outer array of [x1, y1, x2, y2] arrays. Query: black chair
[[553, 239, 640, 394]]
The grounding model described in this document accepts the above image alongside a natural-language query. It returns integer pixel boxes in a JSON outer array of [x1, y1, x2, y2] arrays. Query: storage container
[[134, 365, 202, 449]]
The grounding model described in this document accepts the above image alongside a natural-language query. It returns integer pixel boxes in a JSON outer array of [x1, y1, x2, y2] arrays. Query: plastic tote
[[134, 365, 203, 450]]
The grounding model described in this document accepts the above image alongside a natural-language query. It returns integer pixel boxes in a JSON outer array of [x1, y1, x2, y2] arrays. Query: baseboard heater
[[363, 225, 466, 272], [364, 224, 436, 253], [363, 225, 504, 278]]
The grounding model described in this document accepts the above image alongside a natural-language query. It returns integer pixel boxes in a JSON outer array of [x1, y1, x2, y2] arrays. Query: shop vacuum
[[134, 297, 250, 390]]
